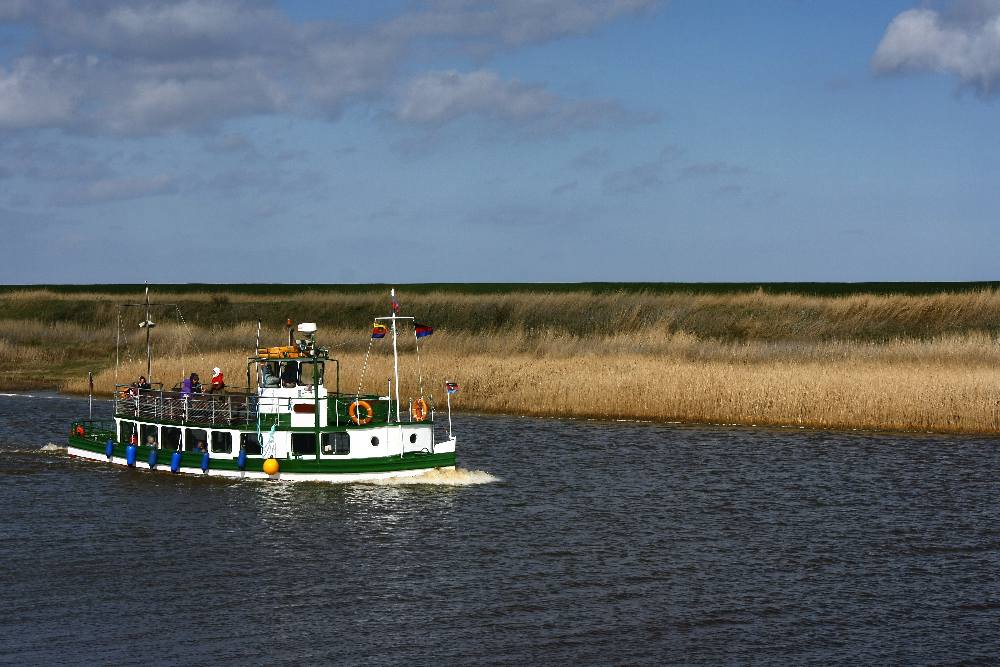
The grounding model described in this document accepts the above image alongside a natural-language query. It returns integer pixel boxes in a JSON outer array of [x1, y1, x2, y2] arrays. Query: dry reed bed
[[9, 287, 1000, 434], [68, 347, 1000, 435]]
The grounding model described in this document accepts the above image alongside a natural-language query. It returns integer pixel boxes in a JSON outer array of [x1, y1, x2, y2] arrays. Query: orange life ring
[[74, 425, 85, 437], [412, 398, 429, 422], [349, 400, 374, 425]]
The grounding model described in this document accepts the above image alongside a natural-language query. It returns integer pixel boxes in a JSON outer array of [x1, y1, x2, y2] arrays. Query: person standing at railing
[[206, 367, 225, 394]]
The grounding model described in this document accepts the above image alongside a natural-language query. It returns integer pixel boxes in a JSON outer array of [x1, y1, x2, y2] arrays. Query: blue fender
[[237, 448, 247, 471], [170, 450, 182, 473], [148, 447, 158, 469], [105, 439, 114, 459], [125, 444, 137, 467], [201, 451, 210, 473]]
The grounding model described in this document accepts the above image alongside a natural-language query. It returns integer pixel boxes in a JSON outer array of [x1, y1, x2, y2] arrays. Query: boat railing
[[114, 385, 260, 426]]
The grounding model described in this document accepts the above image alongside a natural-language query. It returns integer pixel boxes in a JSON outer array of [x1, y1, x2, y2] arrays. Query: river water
[[1, 392, 998, 665]]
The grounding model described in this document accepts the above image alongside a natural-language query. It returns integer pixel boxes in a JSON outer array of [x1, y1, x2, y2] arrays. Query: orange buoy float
[[412, 398, 429, 422], [349, 400, 374, 425], [262, 457, 280, 475]]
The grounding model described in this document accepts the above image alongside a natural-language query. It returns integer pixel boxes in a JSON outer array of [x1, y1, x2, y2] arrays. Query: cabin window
[[279, 361, 298, 388], [211, 431, 232, 454], [141, 424, 159, 447], [185, 428, 208, 452], [409, 433, 417, 444], [322, 432, 349, 455], [162, 427, 181, 450], [298, 361, 324, 386], [119, 421, 136, 444], [240, 432, 262, 456], [370, 436, 379, 446], [291, 433, 316, 456]]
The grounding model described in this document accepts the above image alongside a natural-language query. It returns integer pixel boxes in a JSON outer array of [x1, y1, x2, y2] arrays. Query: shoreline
[[14, 383, 1000, 438]]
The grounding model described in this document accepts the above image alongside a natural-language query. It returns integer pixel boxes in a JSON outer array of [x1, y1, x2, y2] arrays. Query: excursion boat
[[67, 289, 458, 482]]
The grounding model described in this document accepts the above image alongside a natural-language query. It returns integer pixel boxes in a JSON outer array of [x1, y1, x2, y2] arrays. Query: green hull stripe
[[68, 435, 455, 474]]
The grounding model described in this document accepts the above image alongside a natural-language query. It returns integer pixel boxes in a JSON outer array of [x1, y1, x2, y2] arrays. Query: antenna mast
[[143, 284, 152, 380]]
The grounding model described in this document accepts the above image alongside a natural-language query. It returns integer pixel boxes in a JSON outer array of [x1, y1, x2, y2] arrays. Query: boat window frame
[[298, 361, 324, 387], [211, 431, 233, 454], [140, 424, 159, 448], [321, 431, 349, 456], [184, 427, 208, 452], [240, 432, 262, 456], [162, 426, 182, 450], [291, 432, 317, 458], [119, 420, 137, 445]]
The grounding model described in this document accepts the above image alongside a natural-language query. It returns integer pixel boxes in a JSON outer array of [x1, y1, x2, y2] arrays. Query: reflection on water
[[1, 392, 999, 665]]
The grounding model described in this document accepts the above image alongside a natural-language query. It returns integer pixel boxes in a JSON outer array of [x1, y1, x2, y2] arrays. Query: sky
[[1, 0, 999, 283]]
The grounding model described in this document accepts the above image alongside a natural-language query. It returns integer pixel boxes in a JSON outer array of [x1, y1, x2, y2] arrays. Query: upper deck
[[113, 386, 434, 430]]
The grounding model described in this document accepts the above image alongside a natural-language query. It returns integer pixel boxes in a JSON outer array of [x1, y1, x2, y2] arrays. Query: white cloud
[[873, 4, 1000, 95], [396, 69, 558, 124], [0, 0, 654, 135]]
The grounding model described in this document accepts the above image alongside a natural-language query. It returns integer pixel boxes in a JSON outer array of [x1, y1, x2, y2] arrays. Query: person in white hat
[[207, 366, 225, 393]]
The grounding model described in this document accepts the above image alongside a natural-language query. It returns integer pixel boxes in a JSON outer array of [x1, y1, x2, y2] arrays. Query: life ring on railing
[[74, 425, 85, 437], [117, 387, 131, 400], [412, 398, 429, 422], [349, 400, 374, 425]]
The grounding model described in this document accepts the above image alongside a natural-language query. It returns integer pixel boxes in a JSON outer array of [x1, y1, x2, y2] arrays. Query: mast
[[374, 290, 412, 424], [143, 284, 152, 381], [390, 289, 401, 423]]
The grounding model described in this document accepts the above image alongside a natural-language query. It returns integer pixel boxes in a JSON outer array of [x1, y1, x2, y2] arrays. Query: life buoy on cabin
[[349, 400, 374, 425], [74, 425, 85, 437], [412, 398, 429, 422]]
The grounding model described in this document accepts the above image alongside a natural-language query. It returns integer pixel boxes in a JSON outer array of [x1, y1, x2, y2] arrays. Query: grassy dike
[[3, 284, 1000, 434]]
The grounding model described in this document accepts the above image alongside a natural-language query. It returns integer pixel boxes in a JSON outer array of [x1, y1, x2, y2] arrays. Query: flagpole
[[390, 289, 401, 423], [88, 371, 94, 420], [446, 383, 453, 439]]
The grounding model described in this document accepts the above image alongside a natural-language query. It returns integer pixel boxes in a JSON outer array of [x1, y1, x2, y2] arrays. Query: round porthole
[[371, 436, 379, 446], [409, 433, 417, 443]]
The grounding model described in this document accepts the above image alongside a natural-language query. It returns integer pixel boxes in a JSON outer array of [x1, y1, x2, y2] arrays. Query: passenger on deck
[[181, 376, 192, 397], [206, 367, 225, 393], [136, 375, 151, 391], [280, 361, 298, 388], [190, 372, 203, 394], [261, 363, 280, 388]]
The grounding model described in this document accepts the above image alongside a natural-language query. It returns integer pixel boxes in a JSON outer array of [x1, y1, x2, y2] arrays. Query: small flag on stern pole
[[391, 289, 400, 314], [446, 382, 459, 394], [372, 323, 388, 339], [414, 322, 434, 338]]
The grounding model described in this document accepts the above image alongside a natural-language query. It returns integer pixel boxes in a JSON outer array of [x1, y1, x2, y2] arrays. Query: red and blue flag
[[372, 323, 388, 339], [445, 382, 459, 394], [415, 323, 433, 338]]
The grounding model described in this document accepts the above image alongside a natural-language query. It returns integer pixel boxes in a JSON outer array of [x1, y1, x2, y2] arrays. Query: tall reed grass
[[7, 287, 1000, 434]]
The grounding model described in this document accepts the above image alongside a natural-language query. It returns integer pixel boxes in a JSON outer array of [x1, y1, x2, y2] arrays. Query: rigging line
[[355, 334, 376, 402], [413, 323, 425, 399]]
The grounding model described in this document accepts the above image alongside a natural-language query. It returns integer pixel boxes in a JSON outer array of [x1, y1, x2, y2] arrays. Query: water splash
[[40, 443, 66, 452], [371, 467, 498, 486]]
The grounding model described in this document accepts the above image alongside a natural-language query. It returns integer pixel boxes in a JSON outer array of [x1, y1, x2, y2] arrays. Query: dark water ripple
[[0, 393, 998, 665]]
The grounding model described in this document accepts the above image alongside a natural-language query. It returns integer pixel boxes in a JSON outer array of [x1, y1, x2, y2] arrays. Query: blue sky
[[1, 0, 998, 283]]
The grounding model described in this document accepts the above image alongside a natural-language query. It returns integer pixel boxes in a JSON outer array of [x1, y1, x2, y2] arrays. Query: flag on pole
[[391, 289, 400, 314], [372, 323, 388, 339], [445, 382, 459, 394], [414, 322, 434, 338]]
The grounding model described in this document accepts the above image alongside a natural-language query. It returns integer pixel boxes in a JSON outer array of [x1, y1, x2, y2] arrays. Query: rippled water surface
[[1, 392, 998, 665]]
